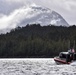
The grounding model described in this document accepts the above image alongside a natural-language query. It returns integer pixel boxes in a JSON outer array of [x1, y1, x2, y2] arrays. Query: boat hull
[[54, 57, 71, 64]]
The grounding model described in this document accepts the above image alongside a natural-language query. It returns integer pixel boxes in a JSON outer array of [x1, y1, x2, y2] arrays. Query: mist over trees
[[0, 24, 76, 58]]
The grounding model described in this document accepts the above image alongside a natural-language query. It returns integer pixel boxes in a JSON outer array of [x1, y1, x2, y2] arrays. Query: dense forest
[[0, 24, 76, 58]]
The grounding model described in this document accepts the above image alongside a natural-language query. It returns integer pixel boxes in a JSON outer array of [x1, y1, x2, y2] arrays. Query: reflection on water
[[0, 58, 76, 75]]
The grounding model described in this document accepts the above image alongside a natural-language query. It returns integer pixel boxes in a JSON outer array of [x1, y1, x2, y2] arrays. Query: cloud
[[33, 0, 76, 25], [0, 4, 37, 33], [0, 0, 76, 33], [0, 0, 76, 24]]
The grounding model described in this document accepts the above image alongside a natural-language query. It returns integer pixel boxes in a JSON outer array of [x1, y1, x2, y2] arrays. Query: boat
[[54, 50, 76, 64], [54, 41, 76, 65]]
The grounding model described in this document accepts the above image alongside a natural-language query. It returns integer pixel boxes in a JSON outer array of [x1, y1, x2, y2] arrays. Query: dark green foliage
[[0, 24, 76, 58]]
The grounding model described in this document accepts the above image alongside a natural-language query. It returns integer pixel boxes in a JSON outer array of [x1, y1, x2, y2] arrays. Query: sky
[[0, 0, 76, 33]]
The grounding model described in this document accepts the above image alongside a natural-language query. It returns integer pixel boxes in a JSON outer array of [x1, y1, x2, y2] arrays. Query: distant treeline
[[0, 24, 76, 58]]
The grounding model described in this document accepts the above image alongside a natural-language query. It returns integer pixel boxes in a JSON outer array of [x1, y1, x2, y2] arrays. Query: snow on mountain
[[0, 4, 69, 34], [18, 5, 69, 27]]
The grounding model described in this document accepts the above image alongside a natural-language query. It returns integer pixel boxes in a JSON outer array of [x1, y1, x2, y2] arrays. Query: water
[[0, 58, 76, 75]]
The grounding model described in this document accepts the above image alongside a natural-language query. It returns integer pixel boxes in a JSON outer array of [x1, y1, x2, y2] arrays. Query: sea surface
[[0, 58, 76, 75]]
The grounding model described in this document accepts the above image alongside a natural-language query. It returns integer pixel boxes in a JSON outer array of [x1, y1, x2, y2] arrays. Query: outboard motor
[[73, 53, 76, 60]]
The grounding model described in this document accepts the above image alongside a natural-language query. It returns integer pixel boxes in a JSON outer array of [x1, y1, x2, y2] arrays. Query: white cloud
[[0, 4, 37, 30], [0, 7, 25, 30], [0, 0, 76, 33], [32, 0, 76, 25]]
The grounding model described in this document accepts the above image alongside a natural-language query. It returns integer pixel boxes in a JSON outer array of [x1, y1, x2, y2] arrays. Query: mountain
[[18, 5, 69, 27], [0, 5, 69, 34]]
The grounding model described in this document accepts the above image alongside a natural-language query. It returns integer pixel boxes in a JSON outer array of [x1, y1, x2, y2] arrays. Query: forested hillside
[[0, 24, 76, 58]]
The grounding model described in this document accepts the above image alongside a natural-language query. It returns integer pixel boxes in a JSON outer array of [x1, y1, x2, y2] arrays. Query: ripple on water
[[0, 58, 76, 75]]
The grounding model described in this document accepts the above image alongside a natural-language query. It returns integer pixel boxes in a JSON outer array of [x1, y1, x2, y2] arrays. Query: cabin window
[[59, 53, 66, 58]]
